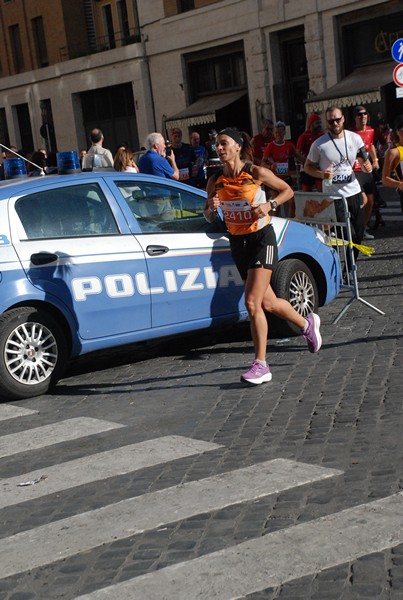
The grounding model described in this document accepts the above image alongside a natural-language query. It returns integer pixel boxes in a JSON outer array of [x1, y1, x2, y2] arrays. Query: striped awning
[[164, 90, 246, 130], [305, 62, 395, 113]]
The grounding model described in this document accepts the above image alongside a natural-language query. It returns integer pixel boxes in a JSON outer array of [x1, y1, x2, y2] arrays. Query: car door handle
[[30, 252, 59, 265], [146, 245, 169, 256]]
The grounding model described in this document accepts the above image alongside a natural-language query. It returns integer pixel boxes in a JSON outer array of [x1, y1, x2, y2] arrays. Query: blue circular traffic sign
[[391, 39, 403, 63]]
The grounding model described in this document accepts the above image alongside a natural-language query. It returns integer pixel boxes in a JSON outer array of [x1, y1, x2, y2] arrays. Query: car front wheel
[[269, 259, 319, 337], [0, 307, 68, 400]]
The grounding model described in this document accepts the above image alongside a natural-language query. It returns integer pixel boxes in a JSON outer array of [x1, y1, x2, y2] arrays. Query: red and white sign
[[393, 63, 403, 87]]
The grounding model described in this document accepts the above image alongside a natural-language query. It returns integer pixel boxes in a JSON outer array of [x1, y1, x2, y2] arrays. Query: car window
[[15, 183, 119, 239], [115, 180, 209, 233]]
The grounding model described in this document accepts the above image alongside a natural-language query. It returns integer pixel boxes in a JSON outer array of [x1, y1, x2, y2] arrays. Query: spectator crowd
[[2, 108, 402, 232]]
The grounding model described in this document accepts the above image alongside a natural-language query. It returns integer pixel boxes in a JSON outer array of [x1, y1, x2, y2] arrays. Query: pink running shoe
[[241, 360, 272, 385], [302, 313, 322, 353]]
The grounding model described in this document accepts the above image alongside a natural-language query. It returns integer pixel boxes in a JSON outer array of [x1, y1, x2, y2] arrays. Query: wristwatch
[[270, 200, 278, 212]]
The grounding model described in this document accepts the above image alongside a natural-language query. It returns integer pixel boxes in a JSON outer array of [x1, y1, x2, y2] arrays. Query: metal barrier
[[293, 191, 385, 324]]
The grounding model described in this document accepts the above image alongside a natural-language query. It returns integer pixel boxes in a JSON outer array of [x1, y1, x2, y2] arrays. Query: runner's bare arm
[[382, 147, 403, 190], [251, 164, 293, 214], [204, 176, 221, 221]]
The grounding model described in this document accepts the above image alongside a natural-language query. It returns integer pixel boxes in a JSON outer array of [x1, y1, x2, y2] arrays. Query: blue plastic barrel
[[4, 157, 27, 179], [57, 151, 80, 174]]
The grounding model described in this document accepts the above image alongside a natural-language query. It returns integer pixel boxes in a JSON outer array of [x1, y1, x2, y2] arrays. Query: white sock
[[302, 319, 309, 333]]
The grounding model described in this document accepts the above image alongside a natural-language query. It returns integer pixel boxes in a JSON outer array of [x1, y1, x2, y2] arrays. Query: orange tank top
[[215, 163, 270, 235]]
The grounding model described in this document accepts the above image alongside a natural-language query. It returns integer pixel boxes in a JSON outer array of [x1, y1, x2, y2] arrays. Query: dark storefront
[[80, 83, 139, 153], [306, 2, 403, 127], [15, 103, 34, 154], [271, 26, 309, 141]]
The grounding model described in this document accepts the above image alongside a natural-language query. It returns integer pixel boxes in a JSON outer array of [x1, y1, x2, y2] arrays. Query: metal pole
[[332, 196, 385, 323]]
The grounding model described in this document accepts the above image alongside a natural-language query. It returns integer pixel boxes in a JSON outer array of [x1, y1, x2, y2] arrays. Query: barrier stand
[[293, 191, 385, 324]]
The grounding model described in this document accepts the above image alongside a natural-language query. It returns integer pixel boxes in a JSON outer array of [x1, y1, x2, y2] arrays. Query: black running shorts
[[355, 171, 375, 195], [229, 223, 278, 281]]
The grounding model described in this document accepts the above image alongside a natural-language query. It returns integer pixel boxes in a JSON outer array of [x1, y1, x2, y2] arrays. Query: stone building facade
[[0, 0, 401, 155]]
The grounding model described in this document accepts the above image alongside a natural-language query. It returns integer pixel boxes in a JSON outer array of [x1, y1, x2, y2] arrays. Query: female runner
[[381, 114, 403, 214], [204, 128, 321, 384]]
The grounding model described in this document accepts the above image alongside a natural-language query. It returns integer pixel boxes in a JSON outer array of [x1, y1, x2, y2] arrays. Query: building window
[[9, 24, 24, 73], [32, 16, 49, 68], [0, 108, 10, 149], [189, 50, 246, 97], [40, 99, 57, 152], [102, 4, 116, 49], [177, 0, 194, 12], [117, 0, 130, 42]]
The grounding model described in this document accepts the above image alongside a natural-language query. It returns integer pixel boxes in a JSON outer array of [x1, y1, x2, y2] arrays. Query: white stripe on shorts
[[265, 244, 274, 266]]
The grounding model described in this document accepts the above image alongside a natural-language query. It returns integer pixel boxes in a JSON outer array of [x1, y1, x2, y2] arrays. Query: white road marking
[[0, 436, 222, 508], [74, 492, 403, 600], [0, 417, 124, 459], [0, 404, 38, 422], [0, 459, 340, 579]]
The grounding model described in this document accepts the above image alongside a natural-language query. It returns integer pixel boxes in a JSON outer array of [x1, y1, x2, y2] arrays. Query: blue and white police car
[[0, 170, 340, 400]]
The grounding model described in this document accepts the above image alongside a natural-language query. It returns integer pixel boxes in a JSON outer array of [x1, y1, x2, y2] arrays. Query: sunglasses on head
[[327, 117, 343, 125]]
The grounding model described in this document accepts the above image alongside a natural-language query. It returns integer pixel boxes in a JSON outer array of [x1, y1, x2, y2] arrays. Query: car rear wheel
[[268, 259, 319, 337], [0, 307, 68, 400]]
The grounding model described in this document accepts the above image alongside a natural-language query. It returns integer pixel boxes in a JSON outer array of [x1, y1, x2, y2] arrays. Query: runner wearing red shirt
[[296, 114, 323, 192], [351, 106, 378, 238], [262, 121, 304, 217], [252, 120, 274, 164]]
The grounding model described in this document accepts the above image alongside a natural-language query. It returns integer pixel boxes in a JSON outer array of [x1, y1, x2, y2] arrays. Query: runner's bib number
[[222, 199, 254, 225], [331, 164, 352, 184], [275, 162, 288, 175], [178, 168, 190, 180]]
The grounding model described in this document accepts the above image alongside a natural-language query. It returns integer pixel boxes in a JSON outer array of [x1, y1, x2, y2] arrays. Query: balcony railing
[[59, 29, 141, 61]]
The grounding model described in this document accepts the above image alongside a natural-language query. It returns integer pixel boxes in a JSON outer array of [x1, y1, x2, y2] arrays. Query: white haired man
[[138, 132, 179, 180]]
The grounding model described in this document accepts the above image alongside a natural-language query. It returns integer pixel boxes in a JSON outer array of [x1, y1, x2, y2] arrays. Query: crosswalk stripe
[[0, 417, 124, 459], [0, 405, 38, 422], [377, 193, 402, 221], [0, 459, 340, 579], [0, 436, 222, 509], [74, 491, 403, 600], [381, 208, 403, 221]]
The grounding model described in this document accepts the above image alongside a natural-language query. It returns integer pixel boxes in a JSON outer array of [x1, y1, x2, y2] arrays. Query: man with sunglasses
[[304, 106, 372, 262]]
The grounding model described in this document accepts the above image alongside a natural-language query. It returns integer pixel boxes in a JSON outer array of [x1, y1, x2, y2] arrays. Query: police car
[[0, 170, 340, 400]]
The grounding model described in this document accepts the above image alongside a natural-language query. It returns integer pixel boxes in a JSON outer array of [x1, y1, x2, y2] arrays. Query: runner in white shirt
[[304, 106, 372, 261]]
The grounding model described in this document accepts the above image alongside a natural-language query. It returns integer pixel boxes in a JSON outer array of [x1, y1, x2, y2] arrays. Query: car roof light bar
[[1, 142, 45, 176]]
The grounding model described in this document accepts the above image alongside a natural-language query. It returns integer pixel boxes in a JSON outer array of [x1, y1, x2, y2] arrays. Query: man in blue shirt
[[138, 133, 179, 179], [169, 127, 196, 185], [190, 131, 206, 188]]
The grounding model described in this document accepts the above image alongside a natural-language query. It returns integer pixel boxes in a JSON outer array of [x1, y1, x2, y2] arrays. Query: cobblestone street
[[0, 187, 402, 600]]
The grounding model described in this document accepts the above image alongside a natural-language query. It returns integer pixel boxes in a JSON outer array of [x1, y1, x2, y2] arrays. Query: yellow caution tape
[[327, 238, 375, 256], [351, 243, 375, 256]]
